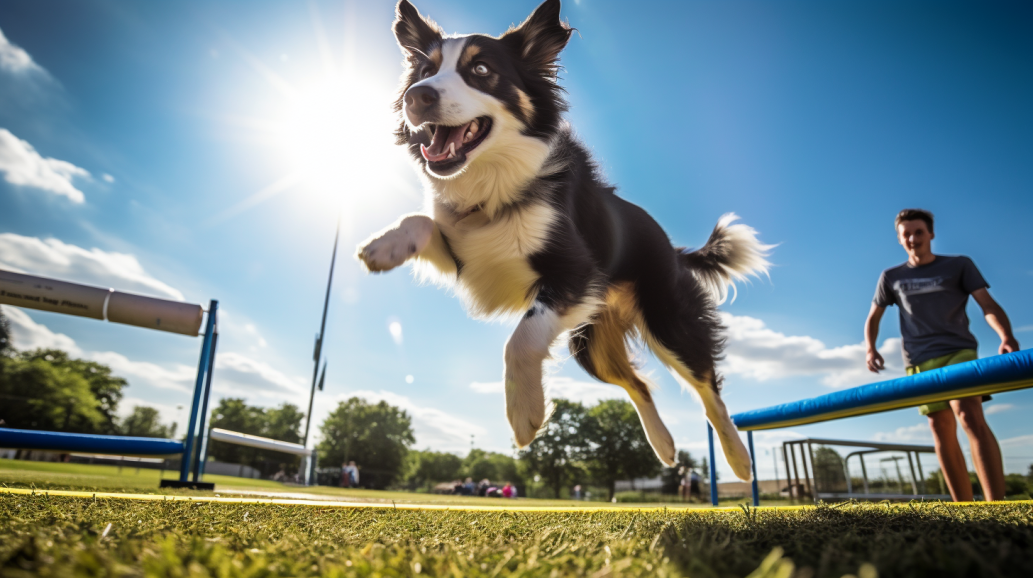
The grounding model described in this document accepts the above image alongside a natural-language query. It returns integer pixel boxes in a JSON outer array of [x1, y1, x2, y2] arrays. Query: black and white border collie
[[358, 0, 771, 480]]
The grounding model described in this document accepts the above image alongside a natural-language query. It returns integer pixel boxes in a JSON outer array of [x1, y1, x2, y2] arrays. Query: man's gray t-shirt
[[873, 255, 988, 367]]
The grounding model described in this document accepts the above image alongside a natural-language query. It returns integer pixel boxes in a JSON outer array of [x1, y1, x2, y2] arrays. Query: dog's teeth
[[470, 119, 479, 133], [465, 131, 473, 142], [448, 142, 456, 157]]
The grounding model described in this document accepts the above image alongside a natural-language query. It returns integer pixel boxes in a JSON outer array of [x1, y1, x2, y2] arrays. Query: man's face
[[897, 219, 934, 260]]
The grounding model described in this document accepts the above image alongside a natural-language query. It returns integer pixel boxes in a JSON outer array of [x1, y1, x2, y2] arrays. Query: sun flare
[[276, 76, 400, 201]]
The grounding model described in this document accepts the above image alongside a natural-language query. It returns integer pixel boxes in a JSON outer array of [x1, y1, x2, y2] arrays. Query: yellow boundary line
[[3, 487, 1025, 513]]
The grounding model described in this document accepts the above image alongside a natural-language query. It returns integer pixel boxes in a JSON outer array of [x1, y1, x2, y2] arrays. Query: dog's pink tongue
[[420, 121, 473, 162]]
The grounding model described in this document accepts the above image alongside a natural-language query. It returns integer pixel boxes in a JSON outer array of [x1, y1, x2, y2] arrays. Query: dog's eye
[[472, 63, 491, 76], [420, 67, 435, 79]]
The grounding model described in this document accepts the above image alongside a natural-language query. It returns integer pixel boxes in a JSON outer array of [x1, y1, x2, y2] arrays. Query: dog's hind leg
[[569, 286, 676, 466], [639, 271, 754, 481], [505, 300, 598, 447]]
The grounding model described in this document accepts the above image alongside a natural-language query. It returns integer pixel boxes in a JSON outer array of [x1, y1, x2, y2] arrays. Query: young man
[[865, 209, 1019, 501]]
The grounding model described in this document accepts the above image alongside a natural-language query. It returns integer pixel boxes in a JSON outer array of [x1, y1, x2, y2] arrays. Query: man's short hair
[[895, 208, 934, 234]]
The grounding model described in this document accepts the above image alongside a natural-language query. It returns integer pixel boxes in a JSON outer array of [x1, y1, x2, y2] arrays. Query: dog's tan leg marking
[[357, 214, 453, 274], [646, 336, 754, 481], [584, 286, 676, 466], [505, 302, 597, 447]]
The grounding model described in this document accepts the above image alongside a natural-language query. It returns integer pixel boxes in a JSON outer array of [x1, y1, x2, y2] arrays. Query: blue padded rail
[[0, 428, 184, 456], [732, 350, 1033, 431]]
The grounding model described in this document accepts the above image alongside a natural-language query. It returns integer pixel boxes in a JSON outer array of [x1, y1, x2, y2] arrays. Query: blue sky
[[1, 0, 1031, 481]]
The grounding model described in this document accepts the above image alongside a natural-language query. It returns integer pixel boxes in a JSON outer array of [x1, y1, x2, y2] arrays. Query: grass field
[[0, 459, 766, 508], [2, 460, 1032, 577]]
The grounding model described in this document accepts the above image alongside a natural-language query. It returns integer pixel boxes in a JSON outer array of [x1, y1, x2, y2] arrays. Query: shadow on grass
[[660, 502, 1033, 578]]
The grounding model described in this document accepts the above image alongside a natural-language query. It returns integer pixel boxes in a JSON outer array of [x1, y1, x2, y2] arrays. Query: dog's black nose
[[404, 85, 439, 121]]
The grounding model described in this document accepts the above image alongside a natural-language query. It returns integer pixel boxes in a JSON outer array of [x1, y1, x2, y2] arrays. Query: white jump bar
[[209, 428, 312, 456]]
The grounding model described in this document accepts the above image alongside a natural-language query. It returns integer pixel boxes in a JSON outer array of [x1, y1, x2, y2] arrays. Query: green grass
[[3, 460, 1032, 576], [0, 460, 771, 508], [2, 492, 1031, 577]]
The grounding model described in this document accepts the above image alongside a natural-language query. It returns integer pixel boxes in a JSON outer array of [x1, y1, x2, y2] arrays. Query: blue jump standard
[[705, 349, 1033, 507]]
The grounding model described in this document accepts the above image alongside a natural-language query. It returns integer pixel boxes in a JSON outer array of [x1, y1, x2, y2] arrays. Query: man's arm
[[865, 303, 887, 373], [971, 288, 1020, 354]]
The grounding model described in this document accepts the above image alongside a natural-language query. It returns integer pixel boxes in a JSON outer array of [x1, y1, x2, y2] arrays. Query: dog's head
[[392, 0, 572, 179]]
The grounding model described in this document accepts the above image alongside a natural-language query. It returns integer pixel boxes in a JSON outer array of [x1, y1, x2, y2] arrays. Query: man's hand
[[1000, 337, 1020, 355], [866, 349, 885, 373]]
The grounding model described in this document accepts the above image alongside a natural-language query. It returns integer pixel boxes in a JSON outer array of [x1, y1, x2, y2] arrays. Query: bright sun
[[277, 76, 401, 202]]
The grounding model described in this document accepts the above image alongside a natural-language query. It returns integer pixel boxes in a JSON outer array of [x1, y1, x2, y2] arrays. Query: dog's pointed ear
[[502, 0, 573, 77], [394, 0, 442, 59]]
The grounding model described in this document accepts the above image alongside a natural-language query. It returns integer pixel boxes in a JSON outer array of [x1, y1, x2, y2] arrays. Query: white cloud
[[0, 233, 184, 300], [342, 390, 486, 452], [984, 403, 1014, 415], [1014, 325, 1033, 334], [0, 129, 89, 203], [214, 352, 308, 400], [4, 303, 314, 414], [102, 173, 115, 183], [872, 423, 932, 444], [721, 313, 905, 388], [999, 434, 1033, 449], [2, 304, 81, 354], [3, 304, 194, 393], [0, 27, 44, 74], [470, 375, 624, 406], [91, 350, 195, 393]]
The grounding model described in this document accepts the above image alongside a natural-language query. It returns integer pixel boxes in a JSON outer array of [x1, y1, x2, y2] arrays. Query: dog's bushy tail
[[678, 213, 773, 305]]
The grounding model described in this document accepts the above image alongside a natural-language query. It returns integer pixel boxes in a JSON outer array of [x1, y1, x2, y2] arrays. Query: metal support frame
[[193, 325, 219, 482], [781, 437, 947, 503], [707, 423, 718, 506], [178, 300, 219, 483], [748, 431, 760, 507]]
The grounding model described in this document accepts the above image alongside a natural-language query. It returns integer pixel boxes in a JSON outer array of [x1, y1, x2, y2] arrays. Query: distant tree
[[812, 446, 846, 493], [409, 450, 463, 488], [462, 448, 525, 487], [519, 399, 589, 498], [208, 398, 265, 465], [0, 352, 107, 433], [21, 349, 127, 433], [207, 400, 305, 473], [317, 397, 415, 489], [462, 448, 497, 481], [583, 399, 662, 500], [0, 308, 12, 360], [121, 406, 177, 438], [264, 403, 305, 445]]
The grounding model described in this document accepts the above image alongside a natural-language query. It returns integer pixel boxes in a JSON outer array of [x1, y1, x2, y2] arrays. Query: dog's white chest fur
[[437, 202, 556, 318]]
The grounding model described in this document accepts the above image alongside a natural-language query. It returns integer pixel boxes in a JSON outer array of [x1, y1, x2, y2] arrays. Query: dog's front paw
[[357, 229, 418, 272]]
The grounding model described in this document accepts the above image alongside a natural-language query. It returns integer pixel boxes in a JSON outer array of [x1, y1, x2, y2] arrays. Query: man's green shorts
[[907, 349, 989, 415]]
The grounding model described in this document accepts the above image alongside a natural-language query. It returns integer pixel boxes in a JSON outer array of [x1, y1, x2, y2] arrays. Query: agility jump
[[0, 269, 219, 489], [718, 349, 1033, 507]]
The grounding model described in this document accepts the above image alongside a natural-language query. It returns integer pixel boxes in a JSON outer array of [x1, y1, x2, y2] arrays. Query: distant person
[[502, 482, 514, 498], [689, 470, 702, 502], [477, 479, 491, 497], [573, 484, 582, 500], [463, 477, 476, 495], [865, 209, 1018, 502], [340, 462, 350, 488], [344, 461, 359, 487], [678, 467, 689, 501]]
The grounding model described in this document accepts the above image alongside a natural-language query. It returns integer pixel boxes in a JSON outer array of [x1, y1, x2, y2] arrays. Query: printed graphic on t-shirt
[[894, 277, 946, 296]]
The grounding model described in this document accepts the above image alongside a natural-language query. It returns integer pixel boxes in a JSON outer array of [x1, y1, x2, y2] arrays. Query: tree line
[[0, 311, 178, 438]]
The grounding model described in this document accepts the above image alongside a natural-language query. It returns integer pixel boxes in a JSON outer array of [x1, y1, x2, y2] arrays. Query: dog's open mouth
[[420, 116, 492, 173]]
